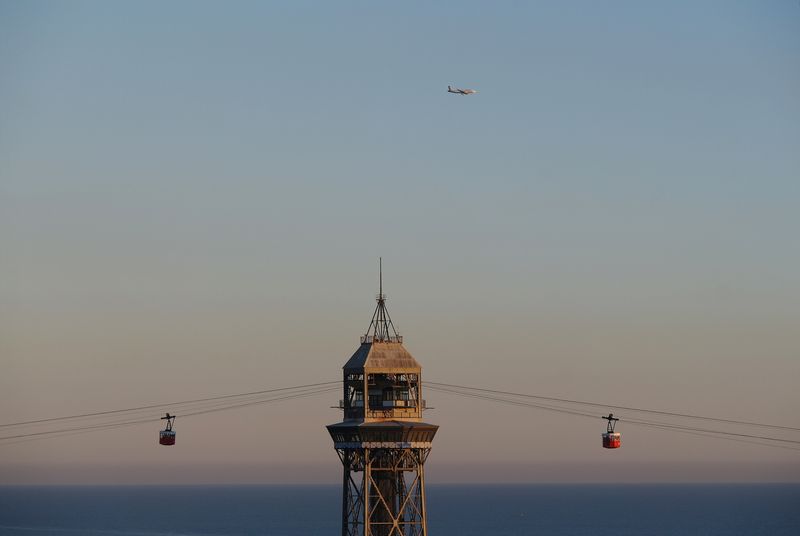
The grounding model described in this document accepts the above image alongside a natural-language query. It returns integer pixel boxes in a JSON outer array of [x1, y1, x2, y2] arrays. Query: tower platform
[[328, 420, 438, 450]]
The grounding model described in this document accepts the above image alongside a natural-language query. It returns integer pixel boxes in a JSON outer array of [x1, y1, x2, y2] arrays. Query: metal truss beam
[[336, 447, 431, 536]]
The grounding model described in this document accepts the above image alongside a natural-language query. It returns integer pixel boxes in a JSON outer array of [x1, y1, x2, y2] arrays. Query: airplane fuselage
[[448, 86, 477, 95]]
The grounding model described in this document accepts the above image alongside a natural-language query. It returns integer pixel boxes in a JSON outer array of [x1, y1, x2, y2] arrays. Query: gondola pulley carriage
[[602, 413, 621, 449], [159, 413, 176, 446]]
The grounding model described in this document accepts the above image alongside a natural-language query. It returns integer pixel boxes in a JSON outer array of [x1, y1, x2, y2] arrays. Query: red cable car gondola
[[159, 413, 176, 446], [602, 413, 621, 449]]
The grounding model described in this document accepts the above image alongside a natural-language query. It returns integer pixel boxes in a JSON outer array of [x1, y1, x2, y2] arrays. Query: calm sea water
[[0, 484, 798, 536]]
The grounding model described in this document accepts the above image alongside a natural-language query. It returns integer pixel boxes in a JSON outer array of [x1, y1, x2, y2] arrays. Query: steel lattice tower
[[328, 263, 438, 536]]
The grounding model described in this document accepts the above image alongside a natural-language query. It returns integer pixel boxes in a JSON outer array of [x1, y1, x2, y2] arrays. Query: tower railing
[[338, 399, 428, 410], [360, 334, 403, 344]]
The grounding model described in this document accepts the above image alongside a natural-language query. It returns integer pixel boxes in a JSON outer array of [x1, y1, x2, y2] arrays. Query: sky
[[1, 0, 799, 484]]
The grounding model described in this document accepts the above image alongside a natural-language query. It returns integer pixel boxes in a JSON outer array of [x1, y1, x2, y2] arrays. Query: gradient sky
[[1, 0, 799, 484]]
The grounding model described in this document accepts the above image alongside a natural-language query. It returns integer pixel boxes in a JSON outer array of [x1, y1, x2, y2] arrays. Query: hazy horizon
[[3, 461, 800, 486]]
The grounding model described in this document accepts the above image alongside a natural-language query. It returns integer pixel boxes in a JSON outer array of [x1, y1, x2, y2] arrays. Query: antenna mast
[[362, 258, 401, 343]]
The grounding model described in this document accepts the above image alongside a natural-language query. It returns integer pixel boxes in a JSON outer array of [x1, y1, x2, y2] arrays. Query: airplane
[[447, 85, 477, 95]]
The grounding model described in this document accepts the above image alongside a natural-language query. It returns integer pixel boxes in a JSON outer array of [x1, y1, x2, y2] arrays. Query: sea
[[0, 484, 798, 536]]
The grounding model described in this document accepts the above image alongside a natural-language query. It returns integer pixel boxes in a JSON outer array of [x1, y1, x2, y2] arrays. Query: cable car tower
[[328, 262, 438, 536]]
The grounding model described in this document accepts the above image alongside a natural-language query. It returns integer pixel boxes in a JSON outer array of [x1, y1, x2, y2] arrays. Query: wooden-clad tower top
[[340, 260, 425, 423]]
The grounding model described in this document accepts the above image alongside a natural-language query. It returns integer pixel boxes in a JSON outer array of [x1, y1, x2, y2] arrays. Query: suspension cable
[[3, 377, 798, 454], [0, 386, 339, 443], [0, 381, 340, 429], [426, 385, 800, 450], [427, 381, 800, 432]]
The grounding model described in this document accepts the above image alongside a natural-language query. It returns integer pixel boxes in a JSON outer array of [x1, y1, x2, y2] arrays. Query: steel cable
[[0, 381, 340, 429], [427, 381, 800, 432], [0, 386, 339, 444], [426, 385, 800, 450]]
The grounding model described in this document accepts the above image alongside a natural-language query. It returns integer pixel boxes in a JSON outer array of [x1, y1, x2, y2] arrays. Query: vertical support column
[[364, 448, 371, 536], [341, 454, 350, 536], [418, 454, 427, 536]]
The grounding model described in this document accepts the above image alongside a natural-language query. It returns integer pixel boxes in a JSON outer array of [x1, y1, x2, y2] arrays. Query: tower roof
[[343, 341, 421, 372]]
